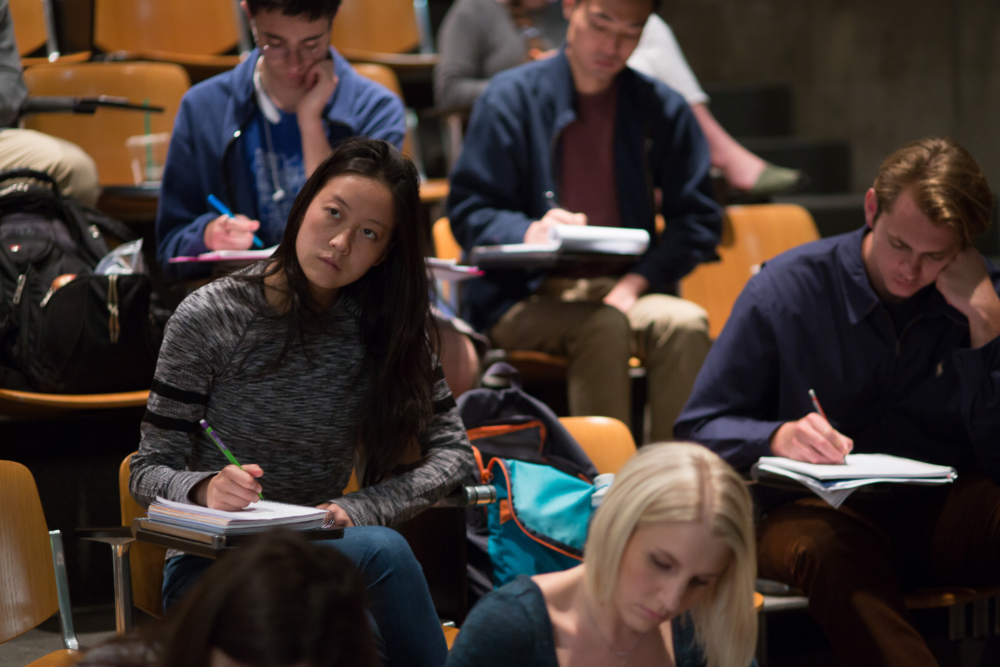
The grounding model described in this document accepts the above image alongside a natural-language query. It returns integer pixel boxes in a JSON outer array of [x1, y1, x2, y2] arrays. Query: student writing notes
[[131, 139, 474, 667], [447, 0, 722, 440], [446, 443, 759, 667], [156, 0, 406, 281], [676, 138, 1000, 666]]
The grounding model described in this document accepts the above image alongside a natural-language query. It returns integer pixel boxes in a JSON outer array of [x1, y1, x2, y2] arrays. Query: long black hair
[[247, 137, 435, 488]]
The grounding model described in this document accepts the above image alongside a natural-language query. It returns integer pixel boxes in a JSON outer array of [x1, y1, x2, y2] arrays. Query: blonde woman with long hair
[[446, 443, 758, 667]]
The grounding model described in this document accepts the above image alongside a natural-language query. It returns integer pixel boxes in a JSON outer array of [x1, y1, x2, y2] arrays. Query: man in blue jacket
[[156, 0, 405, 282], [447, 0, 721, 441], [676, 138, 1000, 666]]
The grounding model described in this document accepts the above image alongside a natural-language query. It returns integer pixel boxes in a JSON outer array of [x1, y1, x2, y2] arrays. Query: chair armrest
[[432, 484, 497, 508]]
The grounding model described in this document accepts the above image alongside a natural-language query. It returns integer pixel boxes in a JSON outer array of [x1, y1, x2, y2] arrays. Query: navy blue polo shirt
[[675, 226, 1000, 483]]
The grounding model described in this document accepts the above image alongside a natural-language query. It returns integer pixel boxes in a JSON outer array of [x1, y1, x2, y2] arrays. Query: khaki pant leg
[[490, 297, 631, 426], [0, 129, 100, 207], [627, 295, 711, 441]]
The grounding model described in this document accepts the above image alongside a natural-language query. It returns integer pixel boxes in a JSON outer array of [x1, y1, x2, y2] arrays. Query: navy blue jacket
[[156, 48, 405, 282], [675, 227, 1000, 484], [446, 52, 721, 332]]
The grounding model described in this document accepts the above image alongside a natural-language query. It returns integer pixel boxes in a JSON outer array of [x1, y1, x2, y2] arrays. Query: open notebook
[[753, 454, 957, 508], [147, 497, 328, 535]]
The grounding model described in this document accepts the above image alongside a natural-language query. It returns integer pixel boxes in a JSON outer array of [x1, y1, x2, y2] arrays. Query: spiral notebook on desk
[[147, 497, 328, 535]]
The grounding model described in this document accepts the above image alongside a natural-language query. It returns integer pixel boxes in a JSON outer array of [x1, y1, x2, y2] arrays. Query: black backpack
[[456, 362, 599, 603], [0, 169, 163, 393]]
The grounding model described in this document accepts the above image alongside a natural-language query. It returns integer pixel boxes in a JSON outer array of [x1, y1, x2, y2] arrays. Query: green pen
[[199, 419, 263, 500]]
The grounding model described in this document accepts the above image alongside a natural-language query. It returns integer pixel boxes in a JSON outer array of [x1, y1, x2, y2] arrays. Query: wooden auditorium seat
[[680, 203, 820, 339], [92, 0, 246, 82], [118, 453, 166, 620], [558, 416, 636, 475], [9, 0, 90, 67], [330, 0, 436, 72], [21, 62, 190, 187], [0, 461, 82, 666]]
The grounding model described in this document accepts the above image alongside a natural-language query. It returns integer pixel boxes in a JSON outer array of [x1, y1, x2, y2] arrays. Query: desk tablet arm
[[18, 95, 166, 118], [433, 484, 497, 508]]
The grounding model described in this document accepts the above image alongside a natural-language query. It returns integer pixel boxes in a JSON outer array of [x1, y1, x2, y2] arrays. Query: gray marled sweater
[[130, 269, 474, 527]]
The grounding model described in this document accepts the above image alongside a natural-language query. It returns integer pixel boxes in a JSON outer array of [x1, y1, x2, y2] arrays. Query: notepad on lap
[[753, 454, 957, 509], [147, 497, 327, 535]]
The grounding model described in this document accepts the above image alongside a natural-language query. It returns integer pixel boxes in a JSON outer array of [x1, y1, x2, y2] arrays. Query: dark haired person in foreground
[[156, 0, 404, 281], [132, 138, 474, 667], [448, 0, 721, 441], [676, 137, 1000, 666], [79, 531, 379, 667]]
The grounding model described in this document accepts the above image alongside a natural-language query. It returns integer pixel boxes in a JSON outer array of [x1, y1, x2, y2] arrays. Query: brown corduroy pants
[[758, 475, 1000, 667]]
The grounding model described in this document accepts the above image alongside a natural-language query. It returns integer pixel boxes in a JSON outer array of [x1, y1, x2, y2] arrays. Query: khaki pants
[[489, 278, 711, 441], [0, 128, 100, 207]]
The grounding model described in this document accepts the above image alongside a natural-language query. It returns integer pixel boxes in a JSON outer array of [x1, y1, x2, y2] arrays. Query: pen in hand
[[207, 194, 264, 249], [199, 419, 263, 500], [808, 388, 851, 460]]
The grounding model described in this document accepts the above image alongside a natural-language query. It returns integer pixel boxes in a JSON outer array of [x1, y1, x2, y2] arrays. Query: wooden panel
[[22, 63, 190, 186], [9, 0, 47, 56], [559, 416, 636, 475], [24, 650, 83, 667], [119, 454, 165, 619], [330, 0, 419, 56], [0, 461, 59, 644], [93, 0, 239, 55], [680, 204, 820, 339], [442, 625, 459, 649]]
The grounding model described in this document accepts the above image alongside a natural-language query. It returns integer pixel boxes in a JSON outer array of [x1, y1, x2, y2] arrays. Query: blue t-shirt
[[242, 108, 308, 245]]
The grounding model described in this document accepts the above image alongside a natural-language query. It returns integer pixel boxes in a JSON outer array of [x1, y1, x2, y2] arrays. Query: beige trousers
[[0, 129, 100, 207], [490, 278, 711, 441]]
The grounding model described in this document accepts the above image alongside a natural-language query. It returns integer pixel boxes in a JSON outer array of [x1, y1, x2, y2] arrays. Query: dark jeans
[[758, 474, 1000, 667], [162, 525, 448, 667]]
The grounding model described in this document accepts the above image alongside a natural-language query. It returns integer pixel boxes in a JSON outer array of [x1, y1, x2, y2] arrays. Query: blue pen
[[207, 194, 263, 249]]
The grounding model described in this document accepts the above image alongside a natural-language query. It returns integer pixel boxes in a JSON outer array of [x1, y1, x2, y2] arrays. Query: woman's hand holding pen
[[204, 214, 261, 251], [316, 502, 354, 528], [770, 413, 853, 465], [193, 464, 264, 511], [524, 208, 587, 244]]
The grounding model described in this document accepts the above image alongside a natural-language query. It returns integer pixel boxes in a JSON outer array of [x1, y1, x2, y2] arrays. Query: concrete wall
[[661, 0, 1000, 192]]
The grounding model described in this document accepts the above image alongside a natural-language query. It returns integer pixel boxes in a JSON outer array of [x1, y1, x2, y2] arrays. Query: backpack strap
[[0, 169, 61, 197]]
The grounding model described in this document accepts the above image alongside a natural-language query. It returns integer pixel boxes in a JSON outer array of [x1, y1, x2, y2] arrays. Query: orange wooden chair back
[[119, 453, 166, 618], [680, 204, 820, 339], [22, 62, 190, 186], [0, 461, 60, 643], [93, 0, 240, 56], [9, 0, 47, 57], [331, 0, 420, 56], [558, 416, 636, 475]]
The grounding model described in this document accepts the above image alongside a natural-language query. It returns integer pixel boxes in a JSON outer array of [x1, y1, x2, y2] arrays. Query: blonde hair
[[873, 137, 993, 248], [584, 443, 757, 667]]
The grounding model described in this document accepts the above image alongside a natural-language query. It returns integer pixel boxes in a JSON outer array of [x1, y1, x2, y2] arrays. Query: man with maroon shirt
[[447, 0, 721, 439]]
